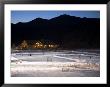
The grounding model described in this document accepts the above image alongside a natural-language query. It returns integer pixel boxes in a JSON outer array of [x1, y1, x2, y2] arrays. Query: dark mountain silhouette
[[11, 14, 100, 49]]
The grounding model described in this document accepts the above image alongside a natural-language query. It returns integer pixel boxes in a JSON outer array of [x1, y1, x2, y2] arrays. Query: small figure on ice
[[30, 54, 31, 56]]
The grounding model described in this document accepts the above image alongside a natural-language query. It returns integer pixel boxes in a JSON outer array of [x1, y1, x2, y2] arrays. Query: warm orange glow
[[17, 40, 58, 49], [40, 45, 43, 46]]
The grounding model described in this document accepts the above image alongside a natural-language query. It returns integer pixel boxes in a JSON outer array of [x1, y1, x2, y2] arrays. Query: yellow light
[[51, 45, 54, 47], [40, 45, 43, 46], [36, 43, 39, 45]]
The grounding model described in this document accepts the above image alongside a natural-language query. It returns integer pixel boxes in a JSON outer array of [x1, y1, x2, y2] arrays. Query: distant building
[[13, 40, 59, 50], [19, 40, 29, 50]]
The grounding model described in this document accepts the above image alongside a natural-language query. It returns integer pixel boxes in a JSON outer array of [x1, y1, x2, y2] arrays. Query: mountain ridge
[[11, 14, 100, 49], [12, 14, 99, 24]]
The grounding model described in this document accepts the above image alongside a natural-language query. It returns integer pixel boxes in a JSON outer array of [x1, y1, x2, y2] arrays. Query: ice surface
[[11, 50, 100, 77]]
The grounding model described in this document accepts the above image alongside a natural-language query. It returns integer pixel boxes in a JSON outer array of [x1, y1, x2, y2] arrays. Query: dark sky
[[11, 11, 100, 24]]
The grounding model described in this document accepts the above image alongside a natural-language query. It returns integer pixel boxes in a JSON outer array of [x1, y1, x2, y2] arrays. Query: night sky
[[11, 11, 100, 24]]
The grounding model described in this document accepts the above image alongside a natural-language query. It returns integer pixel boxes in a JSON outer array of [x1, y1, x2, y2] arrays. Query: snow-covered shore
[[11, 61, 100, 77]]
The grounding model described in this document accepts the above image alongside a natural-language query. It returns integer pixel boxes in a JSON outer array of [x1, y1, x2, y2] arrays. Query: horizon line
[[11, 14, 100, 24]]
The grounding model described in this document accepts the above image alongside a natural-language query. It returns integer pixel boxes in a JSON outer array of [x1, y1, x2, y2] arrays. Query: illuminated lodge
[[12, 40, 59, 50]]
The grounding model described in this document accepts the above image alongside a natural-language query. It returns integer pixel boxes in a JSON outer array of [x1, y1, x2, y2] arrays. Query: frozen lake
[[11, 50, 100, 77]]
